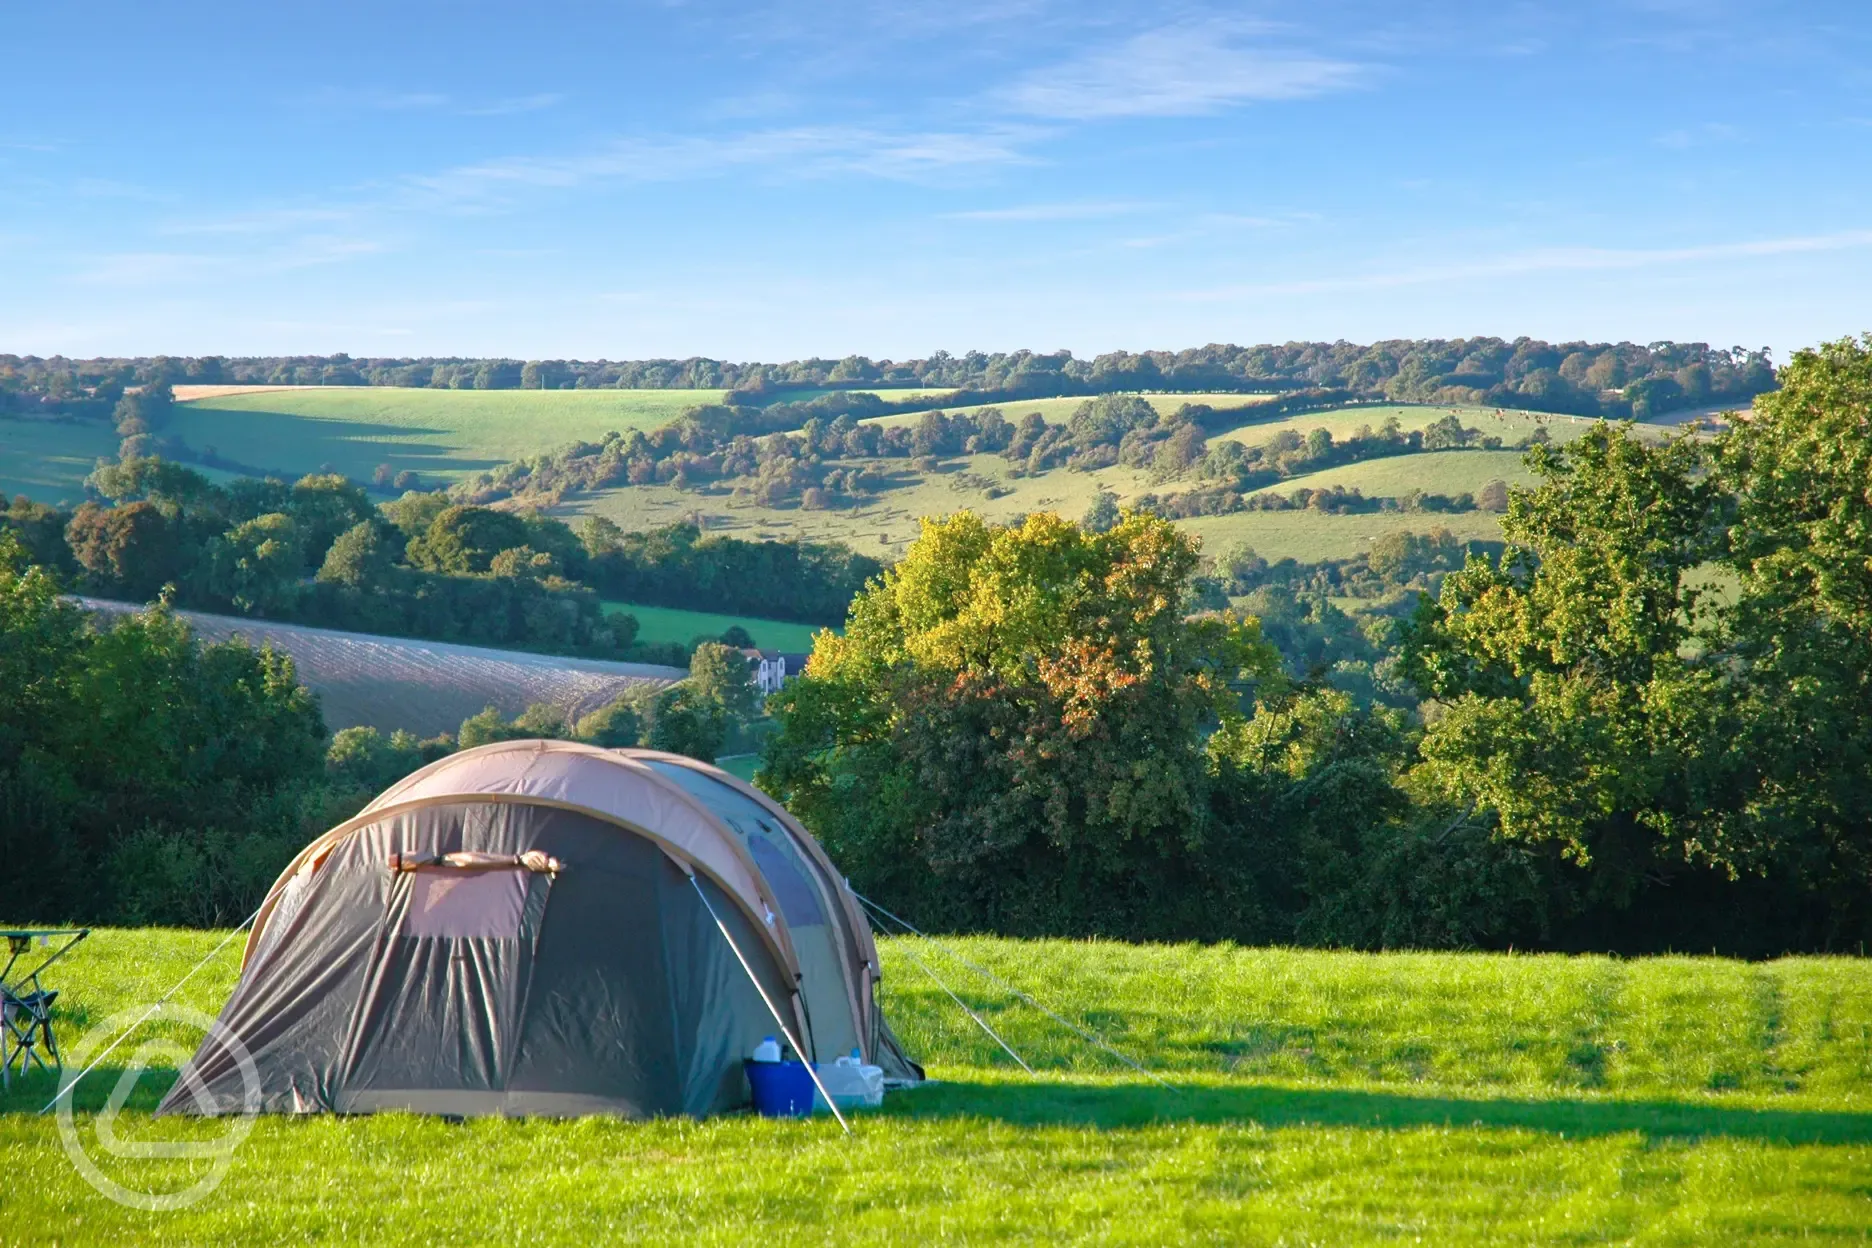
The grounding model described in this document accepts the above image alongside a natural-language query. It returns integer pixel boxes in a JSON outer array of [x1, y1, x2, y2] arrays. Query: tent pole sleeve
[[685, 872, 853, 1136]]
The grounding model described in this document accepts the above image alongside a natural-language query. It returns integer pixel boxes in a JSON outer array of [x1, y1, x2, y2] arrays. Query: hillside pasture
[[168, 387, 729, 485], [604, 600, 827, 652], [0, 415, 120, 504], [862, 392, 1280, 429], [1178, 507, 1510, 563], [1246, 448, 1537, 501], [78, 598, 683, 737], [566, 444, 1518, 565], [1206, 402, 1636, 451], [2, 929, 1867, 1244], [564, 451, 1166, 560]]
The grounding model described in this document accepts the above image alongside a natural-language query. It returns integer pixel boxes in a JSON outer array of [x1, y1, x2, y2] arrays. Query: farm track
[[75, 598, 685, 736]]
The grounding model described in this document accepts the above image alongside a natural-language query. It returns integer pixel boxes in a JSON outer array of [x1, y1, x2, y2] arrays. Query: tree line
[[759, 336, 1872, 956], [2, 458, 882, 670], [4, 336, 1773, 422], [0, 534, 769, 925]]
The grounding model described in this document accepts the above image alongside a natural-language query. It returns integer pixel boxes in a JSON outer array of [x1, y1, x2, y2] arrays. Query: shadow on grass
[[0, 1064, 181, 1117], [10, 1069, 1870, 1146], [881, 1079, 1872, 1146]]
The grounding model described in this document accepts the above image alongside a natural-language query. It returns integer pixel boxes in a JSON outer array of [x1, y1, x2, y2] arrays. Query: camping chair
[[0, 929, 87, 1090], [1, 978, 61, 1088]]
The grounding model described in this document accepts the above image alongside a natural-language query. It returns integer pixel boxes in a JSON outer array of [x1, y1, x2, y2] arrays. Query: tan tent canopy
[[165, 742, 919, 1120]]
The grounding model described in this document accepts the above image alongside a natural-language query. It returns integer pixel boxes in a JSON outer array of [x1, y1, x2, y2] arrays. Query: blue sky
[[3, 1, 1868, 360]]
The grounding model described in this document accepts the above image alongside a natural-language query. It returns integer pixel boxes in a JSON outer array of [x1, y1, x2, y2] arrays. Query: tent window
[[747, 836, 825, 928], [404, 868, 529, 939]]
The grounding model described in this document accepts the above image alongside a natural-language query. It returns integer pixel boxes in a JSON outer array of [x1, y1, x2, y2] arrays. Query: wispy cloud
[[401, 124, 1036, 206], [1002, 22, 1366, 120], [160, 206, 359, 237], [463, 93, 566, 117], [301, 87, 451, 113], [1180, 229, 1872, 299], [70, 177, 174, 202], [1657, 121, 1745, 149], [943, 199, 1152, 222], [297, 87, 564, 118], [75, 236, 385, 286]]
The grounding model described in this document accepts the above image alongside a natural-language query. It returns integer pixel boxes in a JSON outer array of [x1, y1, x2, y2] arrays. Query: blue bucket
[[745, 1059, 817, 1118]]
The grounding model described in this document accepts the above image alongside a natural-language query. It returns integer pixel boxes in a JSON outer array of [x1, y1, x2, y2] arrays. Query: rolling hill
[[166, 386, 730, 485]]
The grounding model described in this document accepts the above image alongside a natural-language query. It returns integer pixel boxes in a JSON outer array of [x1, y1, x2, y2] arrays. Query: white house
[[740, 649, 810, 696]]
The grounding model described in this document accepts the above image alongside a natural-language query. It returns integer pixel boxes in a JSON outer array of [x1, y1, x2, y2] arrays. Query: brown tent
[[161, 742, 920, 1119]]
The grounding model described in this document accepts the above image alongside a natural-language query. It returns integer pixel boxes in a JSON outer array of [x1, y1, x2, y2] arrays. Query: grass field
[[1244, 448, 1537, 500], [1178, 508, 1511, 562], [603, 601, 828, 652], [1, 928, 1867, 1243], [0, 416, 121, 503], [1206, 403, 1624, 450], [168, 387, 729, 485], [865, 392, 1279, 429], [568, 441, 1521, 565]]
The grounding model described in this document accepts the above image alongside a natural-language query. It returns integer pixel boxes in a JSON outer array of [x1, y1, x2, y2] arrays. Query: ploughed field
[[77, 598, 684, 737], [2, 929, 1867, 1244]]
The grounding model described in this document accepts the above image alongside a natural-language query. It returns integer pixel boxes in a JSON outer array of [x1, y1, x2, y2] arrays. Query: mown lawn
[[601, 601, 827, 652], [1, 930, 1868, 1243]]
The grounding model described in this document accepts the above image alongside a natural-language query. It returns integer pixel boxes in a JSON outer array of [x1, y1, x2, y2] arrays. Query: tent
[[160, 741, 921, 1119]]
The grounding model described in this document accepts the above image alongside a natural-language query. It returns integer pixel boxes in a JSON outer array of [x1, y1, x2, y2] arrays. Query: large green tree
[[1403, 424, 1729, 895], [1708, 335, 1872, 903], [761, 509, 1280, 936], [0, 534, 328, 923]]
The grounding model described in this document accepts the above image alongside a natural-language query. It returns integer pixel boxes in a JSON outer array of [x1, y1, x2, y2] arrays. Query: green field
[[1207, 403, 1621, 450], [167, 388, 729, 485], [1245, 448, 1537, 500], [568, 441, 1521, 565], [865, 392, 1279, 429], [1179, 508, 1510, 562], [0, 416, 121, 503], [603, 600, 828, 652], [566, 451, 1169, 560], [1, 928, 1867, 1243]]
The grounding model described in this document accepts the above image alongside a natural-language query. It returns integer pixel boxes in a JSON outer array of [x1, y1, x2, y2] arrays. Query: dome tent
[[160, 742, 921, 1119]]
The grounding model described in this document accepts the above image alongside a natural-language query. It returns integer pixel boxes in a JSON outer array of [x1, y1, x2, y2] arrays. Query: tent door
[[334, 865, 553, 1109]]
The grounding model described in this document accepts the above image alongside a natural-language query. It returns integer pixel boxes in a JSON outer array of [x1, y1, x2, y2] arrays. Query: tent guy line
[[855, 892, 1172, 1089], [685, 869, 853, 1135], [40, 902, 262, 1116], [870, 914, 1036, 1076]]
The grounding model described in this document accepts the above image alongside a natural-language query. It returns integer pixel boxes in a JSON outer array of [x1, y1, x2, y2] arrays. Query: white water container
[[751, 1035, 781, 1063], [812, 1053, 885, 1110]]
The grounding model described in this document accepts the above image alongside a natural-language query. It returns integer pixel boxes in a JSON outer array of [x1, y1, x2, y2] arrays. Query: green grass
[[2, 929, 1869, 1243], [1245, 449, 1537, 500], [567, 449, 1514, 565], [1179, 508, 1510, 562], [566, 451, 1166, 561], [0, 416, 121, 503], [602, 601, 828, 651], [1207, 402, 1617, 450], [167, 388, 728, 485], [715, 753, 761, 781], [562, 400, 1621, 562], [864, 392, 1280, 429]]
